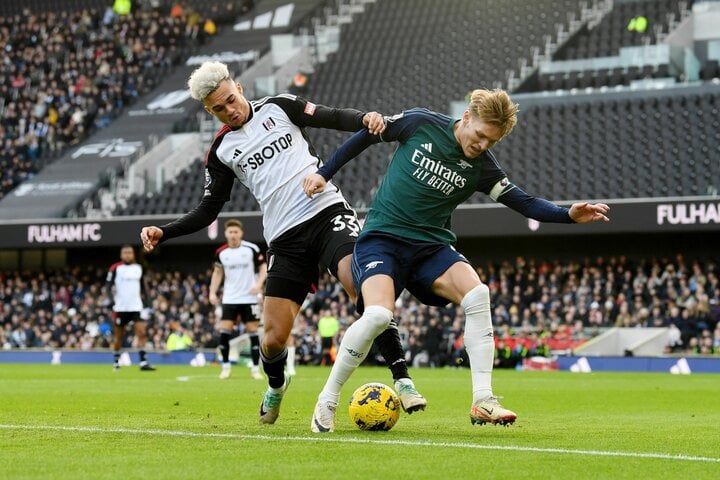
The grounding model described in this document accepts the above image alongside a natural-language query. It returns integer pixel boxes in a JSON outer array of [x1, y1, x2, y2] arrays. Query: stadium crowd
[[0, 0, 246, 201], [1, 254, 719, 365]]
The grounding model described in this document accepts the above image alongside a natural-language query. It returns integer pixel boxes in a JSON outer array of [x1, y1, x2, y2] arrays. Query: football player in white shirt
[[140, 61, 425, 424], [107, 245, 155, 371], [209, 219, 267, 380]]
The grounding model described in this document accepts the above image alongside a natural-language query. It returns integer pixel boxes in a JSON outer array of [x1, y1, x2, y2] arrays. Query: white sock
[[286, 346, 296, 371], [222, 362, 231, 370], [461, 284, 494, 403], [318, 306, 393, 404]]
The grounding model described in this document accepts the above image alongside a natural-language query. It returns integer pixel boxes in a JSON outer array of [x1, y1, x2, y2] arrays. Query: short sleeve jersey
[[107, 262, 144, 312], [215, 240, 264, 304]]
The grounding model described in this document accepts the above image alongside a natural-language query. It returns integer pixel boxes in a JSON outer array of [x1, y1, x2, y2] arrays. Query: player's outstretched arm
[[140, 199, 225, 252], [278, 95, 386, 135], [140, 152, 235, 250], [568, 202, 610, 223], [303, 128, 382, 198], [497, 184, 610, 224], [140, 226, 164, 252]]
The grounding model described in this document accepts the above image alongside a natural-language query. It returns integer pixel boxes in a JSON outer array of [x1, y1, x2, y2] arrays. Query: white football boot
[[259, 377, 291, 424], [311, 399, 338, 433], [470, 396, 517, 426], [394, 379, 427, 414]]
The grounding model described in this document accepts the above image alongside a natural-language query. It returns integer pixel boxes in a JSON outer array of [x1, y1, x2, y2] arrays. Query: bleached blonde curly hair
[[187, 61, 231, 101]]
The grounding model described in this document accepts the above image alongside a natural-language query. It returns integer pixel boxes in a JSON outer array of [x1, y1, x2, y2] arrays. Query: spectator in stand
[[203, 17, 217, 37], [113, 0, 132, 16], [1, 255, 719, 359], [494, 339, 514, 368], [166, 321, 194, 351], [318, 309, 339, 366], [627, 15, 648, 34], [0, 3, 224, 200], [290, 72, 309, 95], [424, 317, 446, 367], [170, 2, 185, 17]]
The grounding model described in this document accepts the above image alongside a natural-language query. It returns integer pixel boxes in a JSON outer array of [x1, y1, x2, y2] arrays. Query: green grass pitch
[[1, 364, 719, 479]]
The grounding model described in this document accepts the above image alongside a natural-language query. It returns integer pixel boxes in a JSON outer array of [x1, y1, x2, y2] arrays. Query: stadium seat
[[700, 60, 719, 81], [555, 0, 692, 60], [0, 0, 234, 202], [106, 0, 717, 215], [483, 88, 720, 203]]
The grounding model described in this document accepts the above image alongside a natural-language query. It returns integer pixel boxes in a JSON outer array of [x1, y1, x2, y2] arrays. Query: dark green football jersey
[[363, 108, 509, 244]]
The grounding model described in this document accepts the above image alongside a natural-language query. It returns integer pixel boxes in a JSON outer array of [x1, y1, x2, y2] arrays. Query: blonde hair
[[188, 61, 231, 101], [224, 219, 243, 230], [468, 89, 519, 138]]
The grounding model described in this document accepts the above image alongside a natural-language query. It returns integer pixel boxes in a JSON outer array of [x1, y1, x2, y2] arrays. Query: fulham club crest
[[263, 117, 276, 131]]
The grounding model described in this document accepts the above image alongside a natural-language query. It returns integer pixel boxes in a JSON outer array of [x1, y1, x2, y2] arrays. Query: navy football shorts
[[351, 231, 469, 314]]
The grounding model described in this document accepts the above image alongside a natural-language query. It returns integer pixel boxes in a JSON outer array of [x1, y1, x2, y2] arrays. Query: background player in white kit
[[107, 245, 155, 371], [209, 219, 267, 380]]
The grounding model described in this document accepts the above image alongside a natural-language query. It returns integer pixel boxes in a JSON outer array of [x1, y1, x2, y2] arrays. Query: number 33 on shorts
[[331, 213, 361, 237]]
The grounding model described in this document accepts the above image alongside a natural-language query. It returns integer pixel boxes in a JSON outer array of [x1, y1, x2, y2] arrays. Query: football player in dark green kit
[[304, 89, 610, 432]]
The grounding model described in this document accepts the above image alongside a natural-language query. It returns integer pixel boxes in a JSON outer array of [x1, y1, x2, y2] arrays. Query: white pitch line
[[173, 375, 219, 381], [2, 424, 719, 464]]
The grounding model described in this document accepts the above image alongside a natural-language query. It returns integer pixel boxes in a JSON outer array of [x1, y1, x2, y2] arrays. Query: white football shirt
[[206, 95, 359, 243], [215, 240, 264, 304], [107, 262, 144, 312]]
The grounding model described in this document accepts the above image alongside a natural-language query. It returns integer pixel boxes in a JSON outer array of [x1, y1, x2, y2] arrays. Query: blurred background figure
[[209, 219, 266, 381], [107, 245, 155, 372], [318, 309, 339, 366], [166, 321, 194, 351]]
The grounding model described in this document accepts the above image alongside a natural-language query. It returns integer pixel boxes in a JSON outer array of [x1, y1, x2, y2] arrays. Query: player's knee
[[262, 330, 288, 355], [362, 305, 394, 336], [461, 283, 490, 315]]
